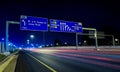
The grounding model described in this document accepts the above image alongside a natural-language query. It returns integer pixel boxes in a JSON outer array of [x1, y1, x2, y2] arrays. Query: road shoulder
[[3, 55, 18, 72]]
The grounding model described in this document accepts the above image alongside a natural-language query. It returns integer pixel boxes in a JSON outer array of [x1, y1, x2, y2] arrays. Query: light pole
[[30, 35, 35, 48], [6, 21, 20, 52], [83, 40, 87, 45], [2, 38, 4, 41], [112, 35, 115, 46]]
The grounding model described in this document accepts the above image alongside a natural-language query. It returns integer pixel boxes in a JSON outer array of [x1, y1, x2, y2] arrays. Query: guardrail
[[0, 50, 18, 65], [42, 46, 120, 49]]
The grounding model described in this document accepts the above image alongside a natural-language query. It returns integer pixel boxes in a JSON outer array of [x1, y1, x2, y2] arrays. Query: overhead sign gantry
[[5, 15, 102, 53]]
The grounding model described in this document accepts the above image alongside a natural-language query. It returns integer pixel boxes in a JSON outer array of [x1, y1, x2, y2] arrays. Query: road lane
[[27, 50, 120, 72], [27, 53, 56, 72], [15, 49, 120, 72], [15, 50, 52, 72]]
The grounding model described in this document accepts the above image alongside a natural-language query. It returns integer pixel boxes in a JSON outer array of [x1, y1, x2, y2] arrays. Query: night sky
[[0, 0, 120, 47]]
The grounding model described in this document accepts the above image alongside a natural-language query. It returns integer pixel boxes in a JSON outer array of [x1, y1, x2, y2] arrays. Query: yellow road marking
[[27, 53, 57, 72]]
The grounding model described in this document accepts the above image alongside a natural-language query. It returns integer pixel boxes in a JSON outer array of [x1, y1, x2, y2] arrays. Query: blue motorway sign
[[50, 19, 82, 33], [20, 15, 48, 31]]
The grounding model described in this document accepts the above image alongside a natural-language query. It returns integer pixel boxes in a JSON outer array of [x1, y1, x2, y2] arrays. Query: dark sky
[[0, 0, 120, 46]]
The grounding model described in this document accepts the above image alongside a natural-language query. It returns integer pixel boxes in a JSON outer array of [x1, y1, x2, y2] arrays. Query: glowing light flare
[[8, 44, 11, 46], [30, 49, 61, 54], [115, 38, 119, 41], [19, 48, 22, 50], [2, 38, 4, 40], [30, 35, 34, 38]]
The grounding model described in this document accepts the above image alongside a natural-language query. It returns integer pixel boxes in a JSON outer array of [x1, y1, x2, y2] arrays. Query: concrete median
[[0, 52, 18, 72]]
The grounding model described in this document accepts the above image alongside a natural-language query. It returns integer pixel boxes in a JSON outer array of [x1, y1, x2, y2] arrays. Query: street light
[[27, 40, 30, 44], [30, 35, 34, 39], [115, 38, 119, 45], [83, 40, 87, 46], [115, 38, 118, 41], [84, 40, 87, 43], [2, 38, 4, 41], [51, 44, 53, 46], [79, 42, 81, 45], [56, 43, 59, 46], [64, 42, 67, 45], [8, 44, 11, 46], [30, 35, 35, 48]]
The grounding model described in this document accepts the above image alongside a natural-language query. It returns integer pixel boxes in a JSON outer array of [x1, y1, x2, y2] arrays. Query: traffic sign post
[[20, 15, 48, 31], [76, 33, 78, 50], [6, 21, 20, 52]]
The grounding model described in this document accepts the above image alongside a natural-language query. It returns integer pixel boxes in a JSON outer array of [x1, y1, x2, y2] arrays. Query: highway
[[15, 49, 120, 72]]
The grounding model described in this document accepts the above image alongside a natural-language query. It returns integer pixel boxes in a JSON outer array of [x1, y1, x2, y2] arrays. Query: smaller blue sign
[[20, 15, 48, 31], [50, 19, 82, 33]]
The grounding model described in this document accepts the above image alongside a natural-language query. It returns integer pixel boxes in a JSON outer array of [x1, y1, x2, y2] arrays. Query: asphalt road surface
[[15, 49, 120, 72]]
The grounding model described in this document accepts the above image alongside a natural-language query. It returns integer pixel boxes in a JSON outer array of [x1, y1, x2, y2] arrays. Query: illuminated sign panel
[[50, 19, 82, 33], [20, 15, 48, 31]]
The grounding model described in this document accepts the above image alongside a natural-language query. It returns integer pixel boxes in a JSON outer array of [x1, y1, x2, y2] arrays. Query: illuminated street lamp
[[29, 35, 35, 47], [64, 42, 67, 45], [46, 44, 49, 47], [84, 40, 87, 43], [83, 40, 87, 46], [2, 38, 4, 41], [51, 44, 53, 46], [27, 40, 30, 44], [30, 35, 34, 39], [56, 43, 59, 46], [79, 42, 81, 45], [115, 38, 119, 45], [115, 38, 118, 41], [8, 44, 11, 46]]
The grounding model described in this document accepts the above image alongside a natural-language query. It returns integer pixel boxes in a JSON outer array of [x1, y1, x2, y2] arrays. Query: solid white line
[[27, 53, 57, 72]]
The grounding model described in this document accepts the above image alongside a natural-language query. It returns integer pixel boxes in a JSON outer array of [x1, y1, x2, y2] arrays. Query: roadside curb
[[3, 55, 18, 72], [0, 51, 19, 72]]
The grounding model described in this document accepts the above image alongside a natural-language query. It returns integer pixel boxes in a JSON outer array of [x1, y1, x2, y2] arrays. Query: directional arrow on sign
[[22, 19, 26, 26]]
